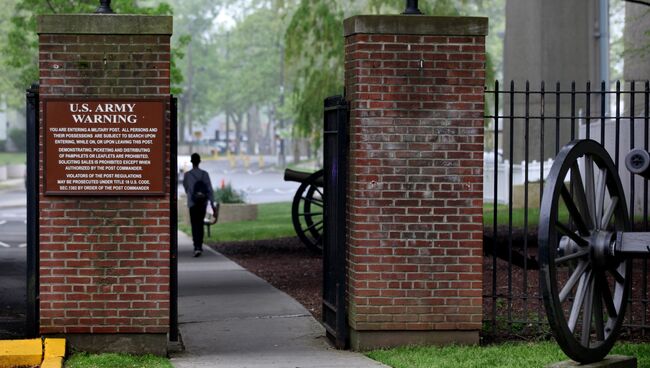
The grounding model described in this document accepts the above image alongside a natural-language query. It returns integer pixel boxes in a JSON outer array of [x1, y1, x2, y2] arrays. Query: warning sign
[[43, 99, 166, 195]]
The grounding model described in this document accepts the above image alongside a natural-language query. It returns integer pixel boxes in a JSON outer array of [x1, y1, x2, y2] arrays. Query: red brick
[[345, 26, 484, 332], [38, 26, 171, 335]]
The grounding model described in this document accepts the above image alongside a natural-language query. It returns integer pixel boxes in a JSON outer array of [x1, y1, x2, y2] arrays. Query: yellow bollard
[[243, 155, 250, 169], [258, 155, 264, 169]]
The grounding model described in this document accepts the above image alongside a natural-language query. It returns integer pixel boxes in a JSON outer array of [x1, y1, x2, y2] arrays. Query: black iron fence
[[483, 80, 650, 339]]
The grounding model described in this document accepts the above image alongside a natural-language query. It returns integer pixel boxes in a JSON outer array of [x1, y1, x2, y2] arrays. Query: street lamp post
[[95, 0, 115, 14], [402, 0, 423, 15]]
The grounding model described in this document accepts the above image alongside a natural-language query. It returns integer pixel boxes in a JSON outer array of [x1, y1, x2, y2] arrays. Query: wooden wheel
[[539, 139, 631, 363], [291, 169, 324, 253]]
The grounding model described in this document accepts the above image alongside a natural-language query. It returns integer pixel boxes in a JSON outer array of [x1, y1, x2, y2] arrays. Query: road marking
[[18, 243, 27, 248], [243, 187, 263, 194], [247, 169, 262, 175], [273, 188, 295, 194], [0, 220, 7, 226], [0, 241, 10, 248]]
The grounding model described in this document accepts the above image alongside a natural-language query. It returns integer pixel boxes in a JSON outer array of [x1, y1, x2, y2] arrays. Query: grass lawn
[[180, 202, 295, 243], [0, 152, 25, 165], [65, 353, 172, 368], [367, 341, 650, 368]]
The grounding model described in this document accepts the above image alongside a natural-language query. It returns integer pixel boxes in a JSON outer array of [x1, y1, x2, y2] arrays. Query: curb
[[0, 338, 65, 368]]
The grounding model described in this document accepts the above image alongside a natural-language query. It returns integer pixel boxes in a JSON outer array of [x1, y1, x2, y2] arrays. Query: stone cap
[[38, 14, 172, 35], [344, 15, 488, 37]]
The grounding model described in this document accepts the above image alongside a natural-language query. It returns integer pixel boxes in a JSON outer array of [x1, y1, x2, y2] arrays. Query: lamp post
[[95, 0, 115, 14], [402, 0, 423, 15]]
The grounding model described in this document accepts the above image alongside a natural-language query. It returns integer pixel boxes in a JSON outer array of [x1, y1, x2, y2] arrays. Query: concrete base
[[218, 203, 258, 223], [349, 329, 479, 351], [48, 334, 167, 356], [548, 355, 637, 368]]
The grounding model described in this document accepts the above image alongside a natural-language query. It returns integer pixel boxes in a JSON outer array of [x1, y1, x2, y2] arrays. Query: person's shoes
[[193, 250, 202, 257]]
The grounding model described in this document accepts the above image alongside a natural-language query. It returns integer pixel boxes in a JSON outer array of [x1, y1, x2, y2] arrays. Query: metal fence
[[483, 80, 650, 339]]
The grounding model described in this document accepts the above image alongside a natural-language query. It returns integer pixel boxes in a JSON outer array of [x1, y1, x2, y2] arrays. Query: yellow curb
[[0, 338, 42, 368], [40, 356, 63, 368], [44, 338, 65, 359]]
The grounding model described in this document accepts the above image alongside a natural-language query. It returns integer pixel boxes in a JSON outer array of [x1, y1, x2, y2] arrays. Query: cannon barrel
[[284, 168, 324, 186], [625, 149, 650, 179]]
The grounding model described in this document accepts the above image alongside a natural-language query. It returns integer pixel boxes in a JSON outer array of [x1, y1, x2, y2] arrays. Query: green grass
[[65, 353, 172, 368], [0, 152, 25, 165], [180, 202, 295, 242], [367, 341, 650, 368]]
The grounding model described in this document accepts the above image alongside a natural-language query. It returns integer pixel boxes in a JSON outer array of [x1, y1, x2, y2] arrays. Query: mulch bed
[[210, 235, 650, 342]]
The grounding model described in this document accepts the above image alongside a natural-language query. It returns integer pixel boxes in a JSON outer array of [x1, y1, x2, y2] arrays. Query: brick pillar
[[37, 15, 172, 354], [344, 16, 487, 350]]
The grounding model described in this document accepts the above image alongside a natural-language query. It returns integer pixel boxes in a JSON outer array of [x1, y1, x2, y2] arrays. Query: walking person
[[183, 153, 216, 257]]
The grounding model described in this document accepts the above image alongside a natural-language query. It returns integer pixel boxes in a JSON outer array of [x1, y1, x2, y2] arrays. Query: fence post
[[344, 15, 488, 350]]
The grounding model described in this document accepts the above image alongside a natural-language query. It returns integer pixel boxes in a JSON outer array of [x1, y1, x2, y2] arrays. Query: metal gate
[[322, 95, 349, 348], [483, 80, 650, 339], [170, 95, 179, 342], [25, 83, 39, 337]]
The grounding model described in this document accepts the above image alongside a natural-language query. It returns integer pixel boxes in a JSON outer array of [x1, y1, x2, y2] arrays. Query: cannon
[[284, 168, 324, 253], [539, 139, 650, 363]]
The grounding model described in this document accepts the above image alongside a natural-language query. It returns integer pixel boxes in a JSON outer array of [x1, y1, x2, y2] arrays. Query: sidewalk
[[170, 231, 387, 368]]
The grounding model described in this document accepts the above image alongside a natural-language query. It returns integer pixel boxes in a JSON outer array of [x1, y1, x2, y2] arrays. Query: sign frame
[[42, 97, 168, 196]]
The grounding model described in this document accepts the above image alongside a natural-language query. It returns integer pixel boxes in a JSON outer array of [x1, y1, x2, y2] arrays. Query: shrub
[[8, 128, 26, 152], [214, 183, 246, 204]]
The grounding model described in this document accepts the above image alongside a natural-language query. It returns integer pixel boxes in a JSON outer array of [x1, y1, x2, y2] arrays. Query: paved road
[[0, 189, 27, 339], [180, 159, 301, 204]]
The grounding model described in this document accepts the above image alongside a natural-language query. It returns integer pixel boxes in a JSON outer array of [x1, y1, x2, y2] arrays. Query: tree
[[284, 0, 505, 147], [2, 0, 180, 108]]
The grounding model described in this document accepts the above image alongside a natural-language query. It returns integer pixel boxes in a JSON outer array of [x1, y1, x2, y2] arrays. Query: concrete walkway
[[170, 231, 387, 368]]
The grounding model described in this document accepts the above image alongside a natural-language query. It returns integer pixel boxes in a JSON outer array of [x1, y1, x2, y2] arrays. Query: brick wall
[[38, 16, 172, 336], [343, 16, 487, 348]]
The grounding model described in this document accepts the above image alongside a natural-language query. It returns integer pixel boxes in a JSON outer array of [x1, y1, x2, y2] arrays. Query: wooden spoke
[[560, 186, 591, 236], [597, 272, 618, 319], [556, 222, 590, 248], [298, 212, 323, 217], [555, 248, 589, 265], [593, 282, 605, 341], [571, 163, 595, 229], [304, 219, 324, 232], [584, 155, 598, 227], [560, 261, 589, 303], [569, 270, 591, 333], [608, 267, 625, 285], [601, 196, 619, 230], [581, 276, 595, 347], [302, 196, 324, 207], [595, 169, 607, 230]]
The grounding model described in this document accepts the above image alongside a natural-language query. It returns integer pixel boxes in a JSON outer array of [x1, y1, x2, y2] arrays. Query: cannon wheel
[[539, 139, 631, 363], [292, 170, 324, 253]]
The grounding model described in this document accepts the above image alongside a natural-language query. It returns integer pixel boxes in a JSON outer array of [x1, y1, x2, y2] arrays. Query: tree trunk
[[264, 108, 274, 155], [293, 138, 300, 164], [246, 106, 260, 155], [233, 112, 242, 155]]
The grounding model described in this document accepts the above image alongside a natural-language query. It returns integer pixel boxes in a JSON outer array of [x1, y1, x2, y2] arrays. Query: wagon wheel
[[539, 139, 631, 363], [291, 170, 324, 253]]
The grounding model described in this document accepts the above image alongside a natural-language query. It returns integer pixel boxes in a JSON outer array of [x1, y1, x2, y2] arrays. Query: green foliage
[[180, 202, 295, 242], [65, 352, 173, 368], [8, 128, 25, 152], [1, 0, 181, 109], [214, 183, 246, 204], [0, 152, 25, 164], [284, 0, 505, 143], [367, 341, 650, 368]]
